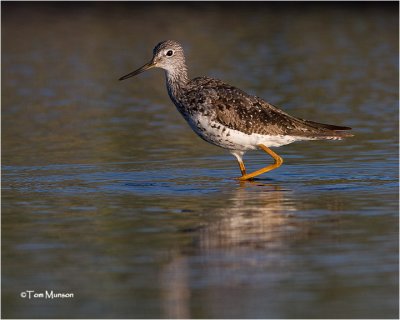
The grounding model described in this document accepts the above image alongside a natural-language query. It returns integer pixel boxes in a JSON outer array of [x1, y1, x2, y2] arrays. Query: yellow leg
[[238, 144, 283, 181], [238, 159, 247, 176]]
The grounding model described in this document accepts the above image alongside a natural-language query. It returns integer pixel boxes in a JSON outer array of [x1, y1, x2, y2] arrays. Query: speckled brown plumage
[[179, 76, 352, 138]]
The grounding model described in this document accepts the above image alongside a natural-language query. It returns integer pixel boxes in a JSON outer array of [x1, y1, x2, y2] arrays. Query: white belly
[[187, 114, 310, 151]]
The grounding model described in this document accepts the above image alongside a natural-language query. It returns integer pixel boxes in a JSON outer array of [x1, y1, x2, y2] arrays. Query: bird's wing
[[186, 77, 352, 138]]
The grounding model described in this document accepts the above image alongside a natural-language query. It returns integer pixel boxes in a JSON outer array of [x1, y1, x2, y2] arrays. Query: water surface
[[2, 2, 398, 319]]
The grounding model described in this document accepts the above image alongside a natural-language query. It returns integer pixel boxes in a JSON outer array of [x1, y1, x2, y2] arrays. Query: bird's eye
[[166, 50, 174, 57]]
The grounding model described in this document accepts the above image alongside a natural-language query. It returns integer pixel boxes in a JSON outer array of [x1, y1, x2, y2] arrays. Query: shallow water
[[2, 2, 399, 319]]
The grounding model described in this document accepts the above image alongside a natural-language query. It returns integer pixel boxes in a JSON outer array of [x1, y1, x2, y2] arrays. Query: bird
[[119, 40, 353, 181]]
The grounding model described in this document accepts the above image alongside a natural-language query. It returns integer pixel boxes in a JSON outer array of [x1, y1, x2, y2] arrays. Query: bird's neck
[[165, 65, 189, 100]]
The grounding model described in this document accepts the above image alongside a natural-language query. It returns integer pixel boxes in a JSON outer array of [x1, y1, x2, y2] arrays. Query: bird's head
[[119, 40, 187, 81]]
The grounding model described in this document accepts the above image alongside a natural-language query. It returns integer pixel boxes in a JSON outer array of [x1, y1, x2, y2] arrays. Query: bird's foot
[[238, 174, 255, 181]]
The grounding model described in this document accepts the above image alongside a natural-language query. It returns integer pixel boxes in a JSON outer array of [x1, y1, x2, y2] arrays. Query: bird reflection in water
[[160, 182, 300, 318], [198, 181, 297, 250]]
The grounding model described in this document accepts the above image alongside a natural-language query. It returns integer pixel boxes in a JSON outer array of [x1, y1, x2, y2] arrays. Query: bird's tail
[[302, 119, 354, 139]]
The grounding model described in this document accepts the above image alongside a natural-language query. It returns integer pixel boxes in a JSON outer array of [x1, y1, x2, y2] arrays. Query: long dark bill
[[119, 61, 154, 81]]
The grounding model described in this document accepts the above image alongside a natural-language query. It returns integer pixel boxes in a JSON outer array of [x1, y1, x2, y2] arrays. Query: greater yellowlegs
[[119, 40, 353, 180]]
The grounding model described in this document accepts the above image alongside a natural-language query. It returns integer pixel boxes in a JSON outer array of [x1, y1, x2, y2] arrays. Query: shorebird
[[119, 40, 353, 180]]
